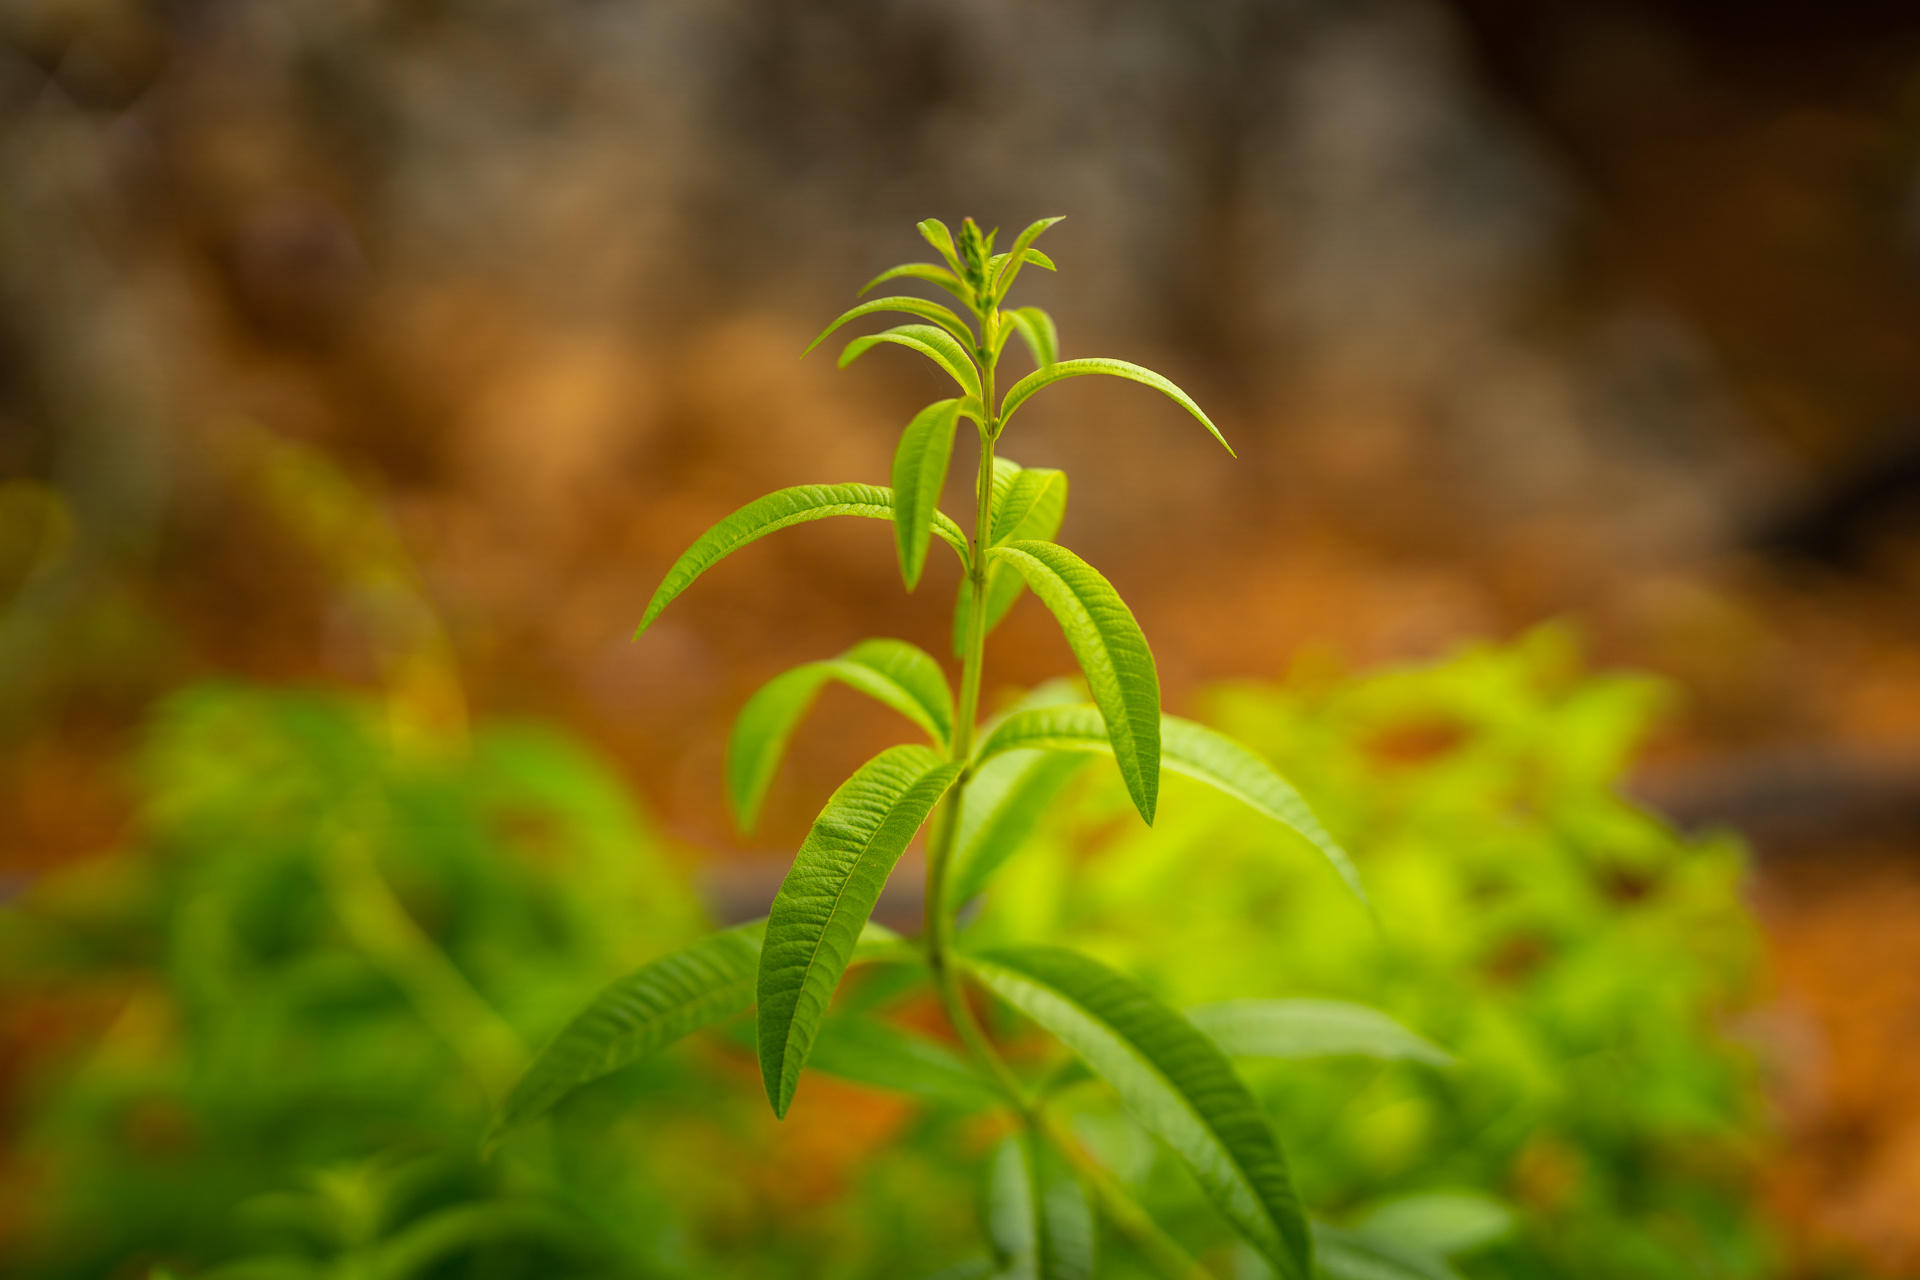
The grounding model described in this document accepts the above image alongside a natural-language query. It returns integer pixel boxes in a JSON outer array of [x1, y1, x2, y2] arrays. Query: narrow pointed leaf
[[917, 218, 963, 273], [1184, 1000, 1450, 1066], [987, 1132, 1097, 1280], [806, 1014, 996, 1107], [726, 639, 955, 832], [953, 468, 1069, 654], [893, 399, 964, 589], [987, 542, 1159, 824], [994, 217, 1065, 297], [963, 946, 1311, 1280], [946, 749, 1088, 906], [842, 324, 983, 398], [1313, 1223, 1457, 1280], [637, 484, 967, 636], [861, 262, 973, 305], [1006, 307, 1060, 369], [1358, 1195, 1514, 1257], [972, 706, 1363, 903], [807, 297, 977, 355], [1000, 358, 1233, 456], [759, 745, 962, 1117], [490, 923, 763, 1142]]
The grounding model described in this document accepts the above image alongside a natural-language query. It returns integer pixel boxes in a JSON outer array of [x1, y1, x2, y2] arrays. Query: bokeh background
[[3, 0, 1920, 1275]]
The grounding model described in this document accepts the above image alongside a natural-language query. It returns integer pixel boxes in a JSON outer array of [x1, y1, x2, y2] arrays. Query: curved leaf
[[993, 217, 1066, 299], [985, 543, 1159, 824], [489, 923, 763, 1142], [987, 1132, 1097, 1280], [1359, 1194, 1513, 1257], [636, 484, 967, 636], [1184, 1000, 1450, 1066], [946, 749, 1088, 907], [726, 638, 955, 832], [972, 706, 1363, 903], [842, 324, 983, 399], [953, 467, 1069, 655], [917, 218, 963, 273], [1312, 1223, 1455, 1280], [807, 297, 977, 356], [806, 1014, 995, 1107], [861, 261, 972, 305], [999, 358, 1232, 456], [1006, 306, 1060, 370], [962, 946, 1311, 1280], [759, 745, 962, 1117], [893, 399, 964, 589]]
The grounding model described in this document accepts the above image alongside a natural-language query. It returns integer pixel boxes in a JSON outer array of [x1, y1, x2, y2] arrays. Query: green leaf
[[946, 749, 1088, 907], [987, 1132, 1097, 1280], [636, 484, 968, 636], [1312, 1223, 1456, 1280], [1184, 1000, 1450, 1066], [1005, 307, 1060, 370], [1357, 1195, 1513, 1257], [807, 296, 977, 355], [841, 324, 984, 399], [962, 946, 1311, 1280], [918, 218, 964, 273], [972, 706, 1364, 903], [726, 638, 956, 833], [981, 543, 1160, 824], [999, 358, 1233, 456], [759, 745, 963, 1117], [953, 466, 1069, 655], [893, 399, 965, 589], [806, 1014, 996, 1107], [489, 923, 763, 1143], [993, 217, 1065, 298], [861, 262, 973, 305]]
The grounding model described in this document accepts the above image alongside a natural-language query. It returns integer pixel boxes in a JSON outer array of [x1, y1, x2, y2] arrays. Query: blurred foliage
[[0, 627, 1773, 1278]]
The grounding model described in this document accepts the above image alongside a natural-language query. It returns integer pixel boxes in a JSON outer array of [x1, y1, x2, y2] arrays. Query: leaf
[[893, 399, 965, 589], [946, 749, 1088, 907], [963, 946, 1311, 1280], [1183, 1000, 1450, 1066], [1006, 307, 1060, 370], [807, 296, 977, 355], [489, 923, 763, 1142], [636, 484, 967, 636], [987, 1132, 1097, 1280], [980, 543, 1160, 824], [1356, 1194, 1513, 1257], [842, 324, 983, 399], [861, 262, 973, 305], [805, 1014, 996, 1107], [993, 217, 1066, 298], [953, 467, 1069, 655], [759, 745, 963, 1117], [918, 218, 964, 273], [999, 358, 1233, 456], [972, 706, 1364, 903], [726, 638, 955, 833], [1312, 1224, 1456, 1280]]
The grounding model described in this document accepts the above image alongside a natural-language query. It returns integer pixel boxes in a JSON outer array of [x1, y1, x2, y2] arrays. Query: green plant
[[493, 217, 1488, 1280]]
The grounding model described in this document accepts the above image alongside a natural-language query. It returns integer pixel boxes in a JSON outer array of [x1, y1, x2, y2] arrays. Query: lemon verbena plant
[[489, 217, 1375, 1280]]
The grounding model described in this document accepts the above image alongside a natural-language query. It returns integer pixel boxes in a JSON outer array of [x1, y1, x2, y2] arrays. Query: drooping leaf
[[807, 297, 977, 356], [489, 923, 763, 1143], [918, 218, 963, 273], [986, 1131, 1097, 1280], [982, 543, 1159, 824], [893, 399, 965, 589], [962, 946, 1311, 1280], [971, 706, 1363, 902], [999, 358, 1233, 456], [1357, 1195, 1514, 1257], [1005, 307, 1060, 370], [806, 1014, 996, 1107], [946, 749, 1088, 907], [993, 217, 1066, 298], [637, 484, 968, 636], [953, 467, 1069, 655], [842, 324, 984, 399], [1184, 1000, 1451, 1066], [1312, 1223, 1456, 1280], [861, 262, 973, 305], [759, 745, 962, 1117], [726, 639, 955, 833]]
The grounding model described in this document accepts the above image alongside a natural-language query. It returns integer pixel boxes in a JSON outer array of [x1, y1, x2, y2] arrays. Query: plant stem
[[1037, 1113, 1218, 1280]]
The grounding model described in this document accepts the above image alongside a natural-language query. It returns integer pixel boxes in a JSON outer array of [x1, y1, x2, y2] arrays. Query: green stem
[[1037, 1113, 1217, 1280]]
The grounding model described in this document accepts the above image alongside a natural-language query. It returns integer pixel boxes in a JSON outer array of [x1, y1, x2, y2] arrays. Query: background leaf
[[962, 946, 1311, 1280], [758, 745, 962, 1117], [985, 1131, 1096, 1280], [1184, 1000, 1451, 1066], [726, 639, 955, 833], [637, 484, 967, 636], [1357, 1194, 1513, 1257], [945, 750, 1088, 908], [892, 399, 964, 589], [998, 358, 1232, 455], [805, 1015, 996, 1108]]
